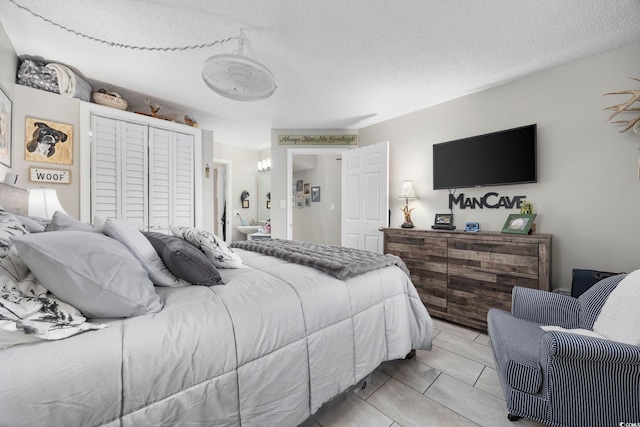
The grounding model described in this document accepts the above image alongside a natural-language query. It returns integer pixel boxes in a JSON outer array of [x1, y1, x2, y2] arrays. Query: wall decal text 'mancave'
[[449, 192, 526, 209]]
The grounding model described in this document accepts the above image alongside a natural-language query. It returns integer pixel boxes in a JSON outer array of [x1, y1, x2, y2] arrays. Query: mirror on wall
[[258, 172, 271, 222]]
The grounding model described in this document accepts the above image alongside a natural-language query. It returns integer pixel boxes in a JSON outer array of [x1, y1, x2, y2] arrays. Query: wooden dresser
[[383, 228, 551, 331]]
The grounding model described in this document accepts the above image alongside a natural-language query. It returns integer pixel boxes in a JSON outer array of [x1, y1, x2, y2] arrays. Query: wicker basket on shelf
[[92, 90, 128, 110]]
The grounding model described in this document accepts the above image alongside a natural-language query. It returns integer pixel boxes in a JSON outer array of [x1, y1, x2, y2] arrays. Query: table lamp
[[398, 180, 418, 228]]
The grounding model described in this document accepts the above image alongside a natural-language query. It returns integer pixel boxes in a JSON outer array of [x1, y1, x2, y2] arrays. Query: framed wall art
[[24, 117, 73, 165], [311, 186, 320, 202], [30, 167, 71, 184], [0, 86, 12, 167], [501, 213, 537, 235]]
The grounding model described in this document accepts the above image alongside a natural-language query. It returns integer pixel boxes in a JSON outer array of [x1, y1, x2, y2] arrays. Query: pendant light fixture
[[202, 30, 277, 101]]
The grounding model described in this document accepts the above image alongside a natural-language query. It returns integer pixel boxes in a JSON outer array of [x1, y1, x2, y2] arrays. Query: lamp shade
[[398, 180, 418, 200], [28, 188, 68, 219]]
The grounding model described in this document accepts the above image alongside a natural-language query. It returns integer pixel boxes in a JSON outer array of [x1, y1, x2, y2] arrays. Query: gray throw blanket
[[230, 239, 409, 280]]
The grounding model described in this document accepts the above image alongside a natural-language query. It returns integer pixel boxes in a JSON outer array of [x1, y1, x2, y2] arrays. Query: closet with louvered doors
[[90, 114, 195, 233]]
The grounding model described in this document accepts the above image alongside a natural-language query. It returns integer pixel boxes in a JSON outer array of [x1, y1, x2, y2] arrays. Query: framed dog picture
[[24, 117, 73, 165]]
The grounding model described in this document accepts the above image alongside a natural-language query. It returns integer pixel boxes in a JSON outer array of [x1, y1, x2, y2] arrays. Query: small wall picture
[[303, 182, 310, 195], [296, 197, 304, 209], [242, 200, 249, 208], [25, 117, 73, 165], [304, 196, 311, 207], [296, 179, 303, 192], [501, 213, 537, 234], [311, 186, 320, 202], [266, 200, 271, 209], [0, 86, 12, 167]]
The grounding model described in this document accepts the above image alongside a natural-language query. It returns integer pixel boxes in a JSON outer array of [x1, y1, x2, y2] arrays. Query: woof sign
[[30, 168, 71, 184]]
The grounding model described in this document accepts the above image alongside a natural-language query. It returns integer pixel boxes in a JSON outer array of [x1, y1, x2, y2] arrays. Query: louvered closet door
[[172, 132, 194, 227], [120, 122, 148, 229], [91, 116, 148, 228], [148, 128, 194, 232]]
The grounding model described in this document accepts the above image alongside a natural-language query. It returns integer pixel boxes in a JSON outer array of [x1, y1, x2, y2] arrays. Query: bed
[[0, 189, 433, 426]]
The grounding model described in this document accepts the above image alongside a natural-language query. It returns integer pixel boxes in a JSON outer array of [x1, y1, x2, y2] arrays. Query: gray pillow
[[102, 218, 189, 287], [144, 232, 224, 286], [14, 215, 46, 233], [12, 231, 163, 318], [46, 211, 100, 233]]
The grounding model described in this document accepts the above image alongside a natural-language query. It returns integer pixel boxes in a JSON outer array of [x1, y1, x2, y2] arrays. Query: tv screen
[[433, 124, 537, 190]]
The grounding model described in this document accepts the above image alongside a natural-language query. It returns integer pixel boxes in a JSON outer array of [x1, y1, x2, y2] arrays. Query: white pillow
[[540, 325, 605, 339], [12, 231, 163, 318], [170, 225, 246, 269], [593, 269, 640, 345], [0, 269, 108, 349], [102, 219, 189, 287]]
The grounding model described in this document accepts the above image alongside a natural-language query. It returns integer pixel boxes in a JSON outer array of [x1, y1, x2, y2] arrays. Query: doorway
[[213, 159, 232, 243], [287, 148, 346, 242]]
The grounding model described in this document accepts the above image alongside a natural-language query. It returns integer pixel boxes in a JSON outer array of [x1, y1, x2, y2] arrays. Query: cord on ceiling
[[7, 0, 239, 52]]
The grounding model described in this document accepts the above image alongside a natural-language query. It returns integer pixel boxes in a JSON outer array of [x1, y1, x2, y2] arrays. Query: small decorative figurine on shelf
[[145, 100, 161, 118], [401, 205, 415, 228], [520, 200, 533, 214]]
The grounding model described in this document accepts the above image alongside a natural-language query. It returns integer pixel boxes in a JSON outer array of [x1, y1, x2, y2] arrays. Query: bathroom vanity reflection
[[259, 172, 271, 223]]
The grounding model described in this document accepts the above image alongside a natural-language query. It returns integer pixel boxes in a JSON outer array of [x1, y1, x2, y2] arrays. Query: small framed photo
[[304, 196, 311, 207], [266, 200, 271, 209], [296, 179, 303, 192], [434, 213, 453, 225], [501, 213, 537, 234], [303, 182, 311, 195], [296, 197, 304, 209], [242, 200, 249, 208], [311, 186, 320, 202]]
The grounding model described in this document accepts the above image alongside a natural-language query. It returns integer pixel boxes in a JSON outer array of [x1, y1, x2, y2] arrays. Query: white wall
[[213, 141, 259, 242], [13, 85, 82, 215], [359, 43, 640, 290], [292, 154, 341, 245], [0, 22, 18, 180], [201, 129, 215, 232]]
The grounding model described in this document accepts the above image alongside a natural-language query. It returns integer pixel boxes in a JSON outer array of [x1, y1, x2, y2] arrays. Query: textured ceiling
[[1, 0, 640, 149]]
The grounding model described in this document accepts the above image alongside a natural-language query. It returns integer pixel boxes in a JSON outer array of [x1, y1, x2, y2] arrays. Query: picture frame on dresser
[[501, 213, 536, 235], [0, 86, 12, 167]]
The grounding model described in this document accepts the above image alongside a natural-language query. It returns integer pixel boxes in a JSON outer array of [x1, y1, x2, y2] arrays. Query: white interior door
[[341, 141, 389, 253]]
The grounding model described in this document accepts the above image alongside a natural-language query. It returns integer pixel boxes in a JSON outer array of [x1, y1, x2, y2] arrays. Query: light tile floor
[[299, 318, 547, 427]]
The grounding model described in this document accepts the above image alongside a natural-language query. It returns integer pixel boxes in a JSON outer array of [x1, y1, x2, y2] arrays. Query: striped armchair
[[487, 274, 640, 427]]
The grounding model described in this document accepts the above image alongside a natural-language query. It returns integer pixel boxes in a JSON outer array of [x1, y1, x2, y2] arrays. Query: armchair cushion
[[593, 270, 640, 345]]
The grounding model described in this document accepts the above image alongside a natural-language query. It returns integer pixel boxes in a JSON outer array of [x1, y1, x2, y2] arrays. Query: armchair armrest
[[542, 331, 640, 364], [539, 331, 640, 426], [512, 287, 580, 328]]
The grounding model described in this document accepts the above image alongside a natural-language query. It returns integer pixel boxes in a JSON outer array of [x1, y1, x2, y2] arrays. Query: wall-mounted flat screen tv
[[432, 124, 537, 190]]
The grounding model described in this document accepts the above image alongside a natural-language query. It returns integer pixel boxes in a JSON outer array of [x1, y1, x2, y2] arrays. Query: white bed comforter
[[0, 248, 433, 427]]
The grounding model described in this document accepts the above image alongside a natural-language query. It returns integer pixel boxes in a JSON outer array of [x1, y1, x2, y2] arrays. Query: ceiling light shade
[[202, 53, 276, 101], [202, 30, 276, 101]]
